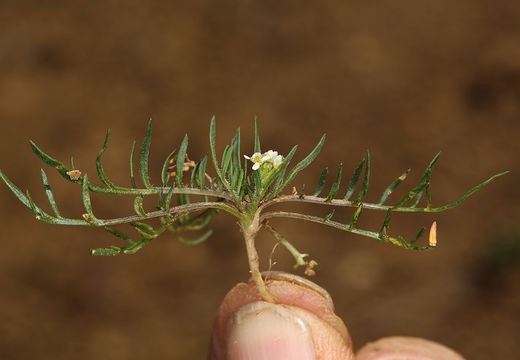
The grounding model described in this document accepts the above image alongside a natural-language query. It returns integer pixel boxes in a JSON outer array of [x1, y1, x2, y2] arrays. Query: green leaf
[[209, 116, 231, 191], [29, 141, 112, 195], [0, 170, 38, 211], [104, 227, 134, 244], [1, 170, 88, 225], [129, 140, 137, 188], [314, 168, 328, 196], [185, 209, 217, 231], [210, 177, 218, 191], [325, 164, 343, 202], [70, 156, 75, 170], [131, 222, 155, 232], [40, 169, 61, 218], [139, 120, 153, 189], [245, 177, 255, 202], [348, 204, 363, 230], [426, 181, 433, 209], [177, 192, 189, 206], [422, 153, 440, 208], [221, 144, 233, 178], [134, 228, 156, 240], [190, 159, 201, 188], [165, 182, 175, 210], [240, 157, 248, 195], [29, 141, 74, 182], [176, 134, 189, 186], [236, 168, 245, 198], [344, 157, 365, 201], [91, 247, 121, 256], [378, 169, 410, 205], [354, 151, 370, 204], [197, 155, 208, 189], [230, 132, 241, 191], [233, 127, 241, 175], [25, 189, 40, 217], [209, 115, 219, 171], [96, 129, 116, 189], [161, 149, 176, 186], [431, 171, 510, 212], [323, 209, 335, 222], [178, 229, 213, 245], [282, 134, 326, 189], [158, 187, 164, 209], [81, 174, 100, 225], [123, 239, 151, 254], [131, 222, 157, 239], [133, 196, 147, 217], [254, 116, 261, 153], [253, 170, 262, 199], [378, 208, 392, 238], [410, 190, 423, 208], [393, 153, 440, 209], [410, 227, 425, 245]]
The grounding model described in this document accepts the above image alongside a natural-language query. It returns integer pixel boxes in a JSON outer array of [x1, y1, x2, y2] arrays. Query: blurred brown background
[[1, 1, 519, 359]]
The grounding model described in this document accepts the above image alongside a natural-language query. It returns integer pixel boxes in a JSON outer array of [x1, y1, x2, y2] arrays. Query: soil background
[[1, 1, 519, 359]]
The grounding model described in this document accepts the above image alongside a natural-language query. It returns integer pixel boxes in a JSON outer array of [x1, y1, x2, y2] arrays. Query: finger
[[356, 336, 466, 359], [209, 271, 354, 360]]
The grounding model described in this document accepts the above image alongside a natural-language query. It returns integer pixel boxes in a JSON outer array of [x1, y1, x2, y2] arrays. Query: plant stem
[[242, 214, 274, 303]]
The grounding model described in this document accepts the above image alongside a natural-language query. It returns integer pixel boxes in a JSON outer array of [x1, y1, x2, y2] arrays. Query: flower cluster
[[244, 150, 283, 171]]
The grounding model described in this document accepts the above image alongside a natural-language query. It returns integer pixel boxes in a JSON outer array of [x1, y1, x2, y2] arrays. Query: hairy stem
[[242, 216, 274, 303]]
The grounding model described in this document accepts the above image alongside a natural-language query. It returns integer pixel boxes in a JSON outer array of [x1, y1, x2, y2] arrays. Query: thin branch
[[83, 185, 235, 200], [260, 168, 508, 213], [94, 201, 242, 226], [260, 210, 429, 250]]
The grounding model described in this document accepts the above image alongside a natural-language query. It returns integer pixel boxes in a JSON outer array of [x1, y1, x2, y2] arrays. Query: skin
[[208, 272, 466, 360]]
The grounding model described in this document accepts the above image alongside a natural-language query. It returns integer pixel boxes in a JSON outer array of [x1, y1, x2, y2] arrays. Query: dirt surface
[[1, 1, 519, 359]]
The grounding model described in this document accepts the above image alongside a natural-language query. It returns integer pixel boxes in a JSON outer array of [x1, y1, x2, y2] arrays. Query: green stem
[[264, 224, 308, 267]]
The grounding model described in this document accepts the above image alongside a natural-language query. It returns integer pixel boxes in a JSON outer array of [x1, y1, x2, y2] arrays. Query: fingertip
[[356, 336, 466, 360]]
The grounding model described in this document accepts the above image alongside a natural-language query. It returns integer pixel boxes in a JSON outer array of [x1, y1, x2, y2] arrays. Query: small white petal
[[273, 155, 283, 168], [252, 153, 263, 162], [243, 155, 251, 160], [252, 163, 260, 170]]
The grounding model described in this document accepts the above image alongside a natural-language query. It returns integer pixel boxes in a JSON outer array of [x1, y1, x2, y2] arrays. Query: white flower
[[244, 150, 284, 171], [244, 152, 264, 170]]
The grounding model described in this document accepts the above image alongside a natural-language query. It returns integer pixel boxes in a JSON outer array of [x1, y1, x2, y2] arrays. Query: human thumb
[[208, 271, 354, 360]]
